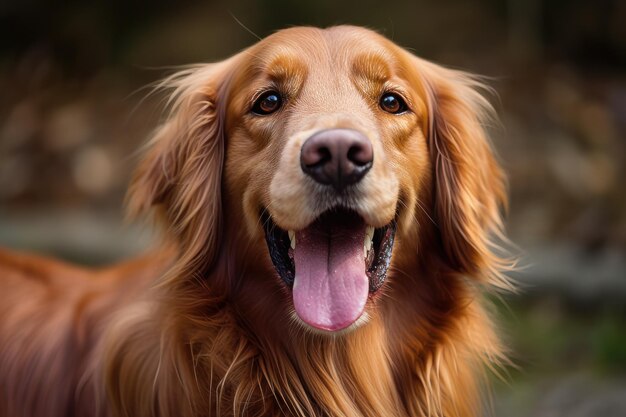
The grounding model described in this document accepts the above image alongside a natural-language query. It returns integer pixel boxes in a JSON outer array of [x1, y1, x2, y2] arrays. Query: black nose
[[300, 129, 374, 191]]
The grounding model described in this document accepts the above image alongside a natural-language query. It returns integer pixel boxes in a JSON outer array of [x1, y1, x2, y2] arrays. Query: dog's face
[[129, 26, 506, 334], [223, 27, 430, 332]]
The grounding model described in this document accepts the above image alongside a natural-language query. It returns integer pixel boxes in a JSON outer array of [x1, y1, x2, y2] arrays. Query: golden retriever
[[0, 25, 511, 417]]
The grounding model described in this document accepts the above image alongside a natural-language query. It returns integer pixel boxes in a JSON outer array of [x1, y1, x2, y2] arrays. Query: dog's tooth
[[288, 230, 296, 250], [366, 225, 375, 240], [363, 232, 372, 258]]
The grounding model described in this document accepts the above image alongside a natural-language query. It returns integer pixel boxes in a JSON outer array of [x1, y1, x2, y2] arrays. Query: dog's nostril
[[311, 146, 332, 167], [300, 129, 373, 191], [301, 142, 332, 169], [347, 144, 373, 167]]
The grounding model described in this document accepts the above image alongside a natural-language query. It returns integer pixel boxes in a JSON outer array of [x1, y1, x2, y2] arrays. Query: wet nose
[[300, 129, 373, 192]]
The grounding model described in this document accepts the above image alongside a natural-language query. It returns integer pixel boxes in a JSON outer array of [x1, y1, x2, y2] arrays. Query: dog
[[0, 25, 512, 417]]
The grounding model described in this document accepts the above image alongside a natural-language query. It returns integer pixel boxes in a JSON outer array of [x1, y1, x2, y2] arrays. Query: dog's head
[[129, 26, 507, 333]]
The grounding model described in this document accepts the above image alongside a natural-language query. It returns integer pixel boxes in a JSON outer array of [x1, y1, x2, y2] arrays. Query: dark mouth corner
[[261, 207, 397, 292], [261, 210, 295, 286]]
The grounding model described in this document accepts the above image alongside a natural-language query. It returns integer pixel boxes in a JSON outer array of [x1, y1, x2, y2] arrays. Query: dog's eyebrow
[[263, 54, 307, 84], [351, 53, 393, 83], [247, 53, 307, 98]]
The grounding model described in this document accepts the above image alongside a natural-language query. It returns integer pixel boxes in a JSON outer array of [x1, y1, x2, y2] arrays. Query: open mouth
[[262, 208, 396, 331]]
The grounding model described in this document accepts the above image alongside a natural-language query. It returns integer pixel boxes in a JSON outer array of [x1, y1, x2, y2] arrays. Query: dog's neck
[[100, 240, 496, 417], [149, 233, 492, 417]]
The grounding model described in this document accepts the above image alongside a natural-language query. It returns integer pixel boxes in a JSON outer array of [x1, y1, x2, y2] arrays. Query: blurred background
[[1, 0, 625, 415]]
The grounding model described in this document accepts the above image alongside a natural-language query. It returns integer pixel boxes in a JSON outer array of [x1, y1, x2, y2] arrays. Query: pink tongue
[[293, 220, 368, 331]]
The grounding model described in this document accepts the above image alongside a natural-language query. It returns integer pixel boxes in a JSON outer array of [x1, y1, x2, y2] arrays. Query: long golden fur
[[0, 26, 512, 417]]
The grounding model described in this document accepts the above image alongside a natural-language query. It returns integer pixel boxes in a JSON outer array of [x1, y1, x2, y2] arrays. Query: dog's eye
[[251, 91, 282, 115], [380, 93, 408, 114]]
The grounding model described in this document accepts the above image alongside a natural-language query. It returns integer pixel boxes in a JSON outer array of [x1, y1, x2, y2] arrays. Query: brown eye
[[252, 91, 282, 115], [380, 93, 408, 114]]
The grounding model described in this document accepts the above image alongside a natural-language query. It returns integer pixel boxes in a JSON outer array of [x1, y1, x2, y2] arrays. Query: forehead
[[242, 27, 402, 86]]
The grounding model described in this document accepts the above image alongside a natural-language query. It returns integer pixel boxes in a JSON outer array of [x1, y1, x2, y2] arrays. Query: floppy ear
[[412, 58, 510, 287], [127, 58, 236, 271]]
